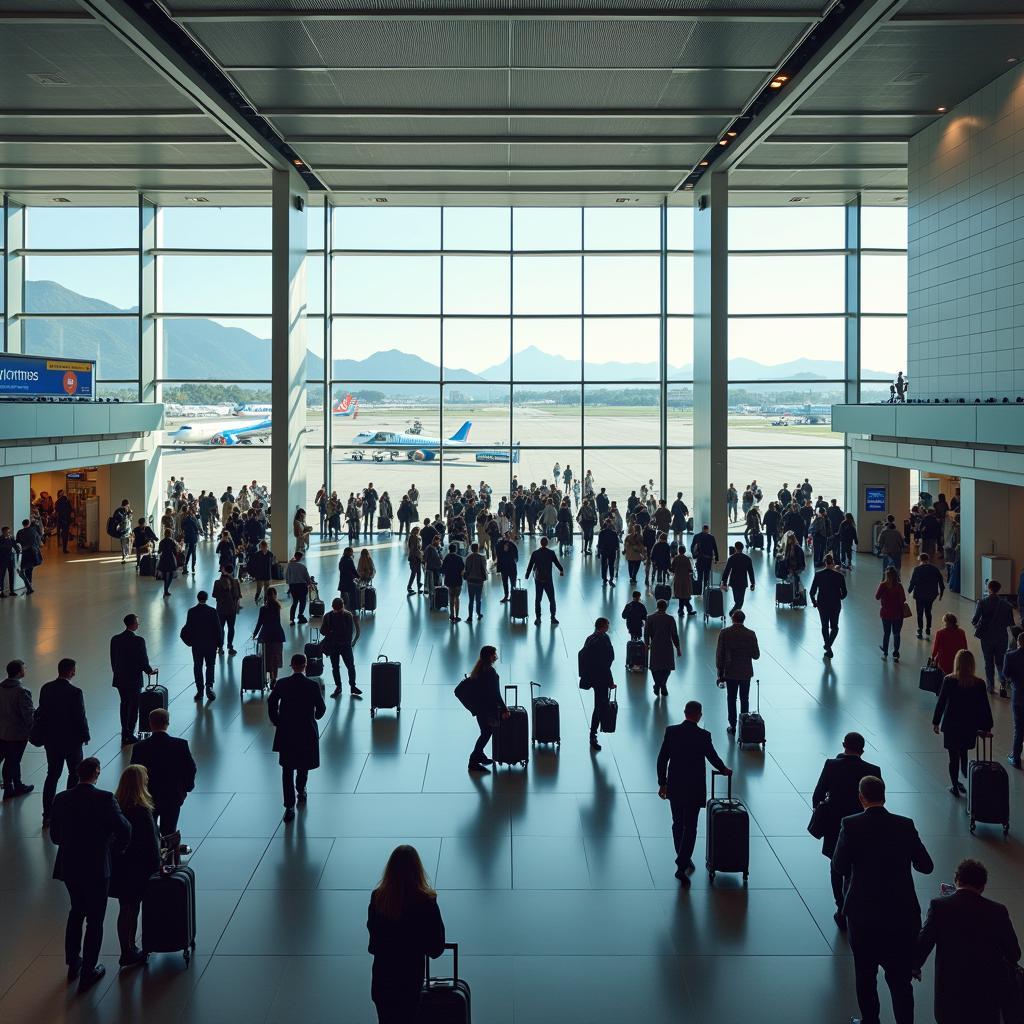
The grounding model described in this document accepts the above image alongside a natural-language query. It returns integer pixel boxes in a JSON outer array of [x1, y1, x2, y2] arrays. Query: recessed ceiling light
[[726, 130, 738, 138], [936, 106, 947, 113], [1008, 57, 1019, 63], [699, 160, 709, 167], [51, 197, 71, 204], [718, 139, 729, 146], [28, 72, 69, 86], [292, 159, 304, 166], [184, 196, 209, 204]]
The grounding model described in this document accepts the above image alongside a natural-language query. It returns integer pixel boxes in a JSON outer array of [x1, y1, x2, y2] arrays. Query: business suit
[[809, 566, 848, 653], [268, 672, 326, 809], [49, 782, 131, 974], [721, 551, 755, 611], [832, 806, 934, 1024], [916, 888, 1021, 1024], [36, 676, 90, 821], [690, 531, 719, 593], [714, 623, 760, 728], [110, 629, 153, 742], [581, 631, 615, 739], [645, 610, 680, 694], [183, 602, 222, 695], [811, 754, 882, 910], [656, 720, 728, 871], [130, 731, 197, 836], [1004, 646, 1024, 762], [972, 593, 1015, 691]]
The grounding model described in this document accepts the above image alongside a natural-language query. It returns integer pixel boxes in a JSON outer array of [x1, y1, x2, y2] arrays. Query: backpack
[[106, 514, 121, 538]]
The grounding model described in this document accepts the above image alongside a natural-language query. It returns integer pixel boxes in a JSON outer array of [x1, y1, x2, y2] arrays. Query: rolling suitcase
[[308, 585, 325, 620], [626, 639, 648, 672], [271, 561, 285, 581], [706, 770, 750, 883], [750, 531, 764, 551], [737, 679, 766, 750], [774, 557, 788, 580], [599, 692, 618, 734], [492, 685, 529, 768], [919, 660, 943, 694], [419, 943, 471, 1024], [509, 584, 529, 623], [138, 673, 167, 736], [141, 837, 197, 965], [703, 573, 725, 624], [370, 655, 401, 718], [304, 626, 324, 678], [968, 734, 1009, 834], [360, 585, 377, 614], [654, 583, 672, 603], [241, 644, 267, 696], [433, 585, 449, 612], [530, 681, 560, 747], [138, 553, 157, 577], [775, 580, 795, 607]]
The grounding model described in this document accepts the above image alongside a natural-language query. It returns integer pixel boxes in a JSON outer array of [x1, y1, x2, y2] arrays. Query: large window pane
[[584, 208, 660, 250], [333, 207, 440, 250], [513, 208, 581, 251], [729, 317, 846, 373], [306, 254, 325, 316], [333, 254, 440, 314], [513, 255, 581, 314], [444, 319, 510, 380], [25, 255, 138, 311], [443, 207, 510, 250], [513, 319, 581, 380], [443, 256, 510, 315], [667, 449, 694, 509], [727, 383, 844, 447], [667, 254, 694, 315], [307, 206, 326, 251], [514, 450, 582, 492], [730, 207, 845, 250], [158, 445, 272, 506], [729, 255, 845, 315], [443, 383, 510, 447], [28, 207, 138, 249], [585, 318, 658, 379], [584, 255, 659, 314], [861, 255, 907, 314], [23, 318, 138, 379], [306, 316, 325, 374], [584, 449, 661, 505], [332, 318, 440, 379], [330, 448, 441, 519], [159, 207, 271, 249], [862, 207, 907, 249], [159, 254, 270, 314], [584, 384, 660, 446], [333, 382, 441, 441], [860, 316, 907, 380], [513, 386, 582, 447], [668, 387, 694, 446], [668, 318, 693, 379], [667, 207, 694, 251], [162, 318, 271, 380]]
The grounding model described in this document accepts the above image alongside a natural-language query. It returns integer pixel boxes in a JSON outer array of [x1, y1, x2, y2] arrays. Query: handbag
[[179, 622, 193, 647], [453, 676, 478, 715], [28, 709, 47, 748], [901, 601, 913, 620], [807, 799, 833, 840]]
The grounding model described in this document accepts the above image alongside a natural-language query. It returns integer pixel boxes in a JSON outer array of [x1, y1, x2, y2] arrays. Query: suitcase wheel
[[708, 871, 715, 882]]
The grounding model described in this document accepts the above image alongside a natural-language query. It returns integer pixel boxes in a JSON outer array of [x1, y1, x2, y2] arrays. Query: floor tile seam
[[762, 834, 836, 952], [309, 838, 337, 890]]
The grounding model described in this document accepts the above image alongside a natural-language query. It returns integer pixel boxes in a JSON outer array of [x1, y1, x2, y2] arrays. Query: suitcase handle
[[376, 654, 388, 662], [425, 942, 459, 984], [530, 681, 539, 697], [755, 678, 760, 714], [977, 731, 994, 761], [144, 669, 159, 690], [504, 684, 517, 705], [710, 769, 732, 800]]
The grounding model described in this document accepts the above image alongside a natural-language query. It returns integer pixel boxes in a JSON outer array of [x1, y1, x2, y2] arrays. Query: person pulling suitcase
[[464, 646, 509, 773]]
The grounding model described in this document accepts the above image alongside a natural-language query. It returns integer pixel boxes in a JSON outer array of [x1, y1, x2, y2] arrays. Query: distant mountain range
[[24, 281, 893, 393]]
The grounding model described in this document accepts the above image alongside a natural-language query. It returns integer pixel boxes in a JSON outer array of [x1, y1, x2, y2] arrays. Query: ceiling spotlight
[[937, 106, 947, 113], [699, 160, 709, 167], [683, 183, 694, 190], [292, 159, 304, 166], [769, 75, 789, 89], [726, 130, 738, 137], [1009, 57, 1019, 63], [719, 139, 729, 146]]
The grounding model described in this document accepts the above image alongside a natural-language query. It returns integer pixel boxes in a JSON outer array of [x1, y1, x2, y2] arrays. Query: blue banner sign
[[0, 354, 95, 399], [865, 486, 886, 513]]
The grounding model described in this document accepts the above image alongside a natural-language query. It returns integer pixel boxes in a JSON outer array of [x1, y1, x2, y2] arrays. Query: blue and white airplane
[[350, 420, 472, 461]]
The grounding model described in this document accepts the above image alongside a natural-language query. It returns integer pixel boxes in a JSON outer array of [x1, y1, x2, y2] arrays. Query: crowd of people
[[1, 466, 1023, 1024]]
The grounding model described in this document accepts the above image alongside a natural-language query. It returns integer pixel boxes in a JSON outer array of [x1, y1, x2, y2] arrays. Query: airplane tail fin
[[448, 420, 472, 443]]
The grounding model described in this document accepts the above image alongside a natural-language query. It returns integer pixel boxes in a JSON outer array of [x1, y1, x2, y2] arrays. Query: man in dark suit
[[690, 525, 720, 595], [49, 756, 131, 992], [110, 613, 157, 745], [832, 775, 933, 1024], [524, 536, 564, 626], [37, 658, 90, 828], [181, 590, 222, 702], [656, 700, 730, 887], [579, 618, 616, 752], [810, 732, 881, 929], [130, 707, 197, 837], [1003, 630, 1024, 768], [916, 857, 1020, 1024], [809, 553, 849, 658], [972, 579, 1016, 695], [720, 540, 755, 612], [268, 653, 327, 822]]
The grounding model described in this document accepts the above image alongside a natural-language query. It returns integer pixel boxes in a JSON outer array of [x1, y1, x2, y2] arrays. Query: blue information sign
[[865, 486, 886, 513], [0, 354, 95, 399]]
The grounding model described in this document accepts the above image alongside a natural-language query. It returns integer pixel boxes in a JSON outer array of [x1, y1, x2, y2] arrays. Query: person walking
[[463, 542, 488, 621], [253, 587, 286, 686], [1004, 630, 1024, 768], [810, 732, 881, 930], [367, 844, 447, 1024], [914, 857, 1020, 1024], [656, 700, 730, 886], [268, 653, 326, 822], [579, 618, 616, 752], [0, 658, 35, 800], [286, 549, 314, 625], [496, 533, 519, 602], [671, 543, 696, 616], [338, 546, 360, 614], [691, 524, 719, 595], [212, 568, 242, 657], [0, 525, 18, 596], [621, 591, 648, 642], [875, 566, 908, 662], [930, 612, 968, 677], [49, 757, 131, 992], [972, 579, 1015, 696], [36, 658, 89, 827], [441, 543, 466, 624], [908, 553, 945, 640], [109, 765, 161, 970], [55, 490, 73, 553], [155, 529, 179, 597], [525, 536, 564, 626], [877, 519, 905, 573], [180, 507, 200, 575], [465, 645, 509, 772], [248, 540, 274, 605], [838, 512, 858, 569], [932, 649, 993, 797], [645, 599, 681, 698], [622, 524, 646, 585], [714, 610, 760, 734], [832, 775, 933, 1024], [597, 518, 619, 586], [320, 596, 362, 700], [181, 591, 222, 702], [720, 540, 755, 613], [130, 707, 197, 837], [110, 614, 158, 746], [406, 526, 423, 595], [809, 553, 848, 658]]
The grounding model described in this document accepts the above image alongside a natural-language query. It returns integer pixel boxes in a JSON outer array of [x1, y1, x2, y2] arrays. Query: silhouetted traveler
[[875, 566, 907, 662], [496, 534, 519, 601], [36, 658, 89, 827], [130, 708, 197, 837], [715, 610, 760, 733], [931, 612, 968, 677], [1004, 630, 1024, 768], [580, 618, 616, 751], [181, 591, 221, 702], [645, 599, 680, 698], [286, 549, 314, 625], [525, 536, 564, 626], [110, 614, 157, 746], [464, 542, 487, 620], [810, 554, 848, 658], [908, 553, 945, 639], [320, 597, 362, 700], [721, 541, 755, 612], [0, 658, 34, 800], [253, 587, 286, 685], [466, 645, 508, 772], [441, 543, 466, 623], [269, 653, 326, 822], [972, 579, 1015, 695], [621, 591, 648, 641], [212, 568, 242, 656], [932, 649, 993, 797], [597, 520, 619, 585], [691, 525, 719, 594]]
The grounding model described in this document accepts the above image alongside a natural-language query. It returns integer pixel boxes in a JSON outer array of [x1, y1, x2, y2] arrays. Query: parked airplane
[[350, 420, 472, 461], [233, 393, 358, 417]]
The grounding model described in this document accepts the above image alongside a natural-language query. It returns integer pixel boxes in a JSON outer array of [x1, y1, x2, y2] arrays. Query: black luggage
[[792, 584, 807, 608], [654, 583, 672, 603], [919, 661, 943, 694], [509, 585, 528, 623], [139, 553, 157, 577], [686, 517, 694, 532], [599, 692, 618, 734], [454, 676, 477, 715], [304, 626, 324, 678], [706, 770, 750, 882], [775, 580, 795, 607], [492, 685, 528, 768], [271, 561, 285, 580], [419, 943, 471, 1024], [530, 681, 560, 747], [370, 655, 401, 718], [968, 734, 1009, 834], [138, 674, 167, 736], [750, 531, 764, 550], [433, 585, 449, 612], [774, 557, 788, 580], [360, 585, 377, 614], [737, 678, 765, 750], [241, 645, 267, 696], [308, 585, 325, 620], [141, 838, 196, 965], [626, 639, 648, 672], [703, 576, 725, 623]]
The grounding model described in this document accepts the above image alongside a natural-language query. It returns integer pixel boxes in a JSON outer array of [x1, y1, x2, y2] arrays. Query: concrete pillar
[[270, 169, 309, 561], [692, 171, 728, 546], [0, 474, 31, 529], [844, 199, 861, 504], [849, 459, 910, 554], [3, 197, 25, 353], [109, 458, 162, 541], [140, 197, 158, 405], [959, 479, 1024, 602]]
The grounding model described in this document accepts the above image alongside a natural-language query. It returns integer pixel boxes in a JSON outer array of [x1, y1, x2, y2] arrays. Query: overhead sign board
[[0, 354, 95, 399]]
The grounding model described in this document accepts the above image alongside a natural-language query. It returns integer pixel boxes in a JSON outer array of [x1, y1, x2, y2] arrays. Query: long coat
[[108, 803, 161, 902], [269, 672, 327, 770], [933, 676, 993, 752], [644, 611, 680, 672], [671, 553, 693, 599]]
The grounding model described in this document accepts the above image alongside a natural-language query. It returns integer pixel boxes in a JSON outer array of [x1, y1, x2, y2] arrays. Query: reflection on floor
[[0, 533, 1020, 1023]]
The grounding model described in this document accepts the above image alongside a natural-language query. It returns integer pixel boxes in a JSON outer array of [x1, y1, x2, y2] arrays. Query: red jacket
[[874, 581, 907, 620], [931, 626, 968, 676]]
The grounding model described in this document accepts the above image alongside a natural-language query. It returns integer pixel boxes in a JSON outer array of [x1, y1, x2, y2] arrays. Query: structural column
[[692, 171, 728, 546], [3, 197, 25, 353], [843, 198, 861, 508], [0, 475, 30, 532], [271, 169, 309, 561]]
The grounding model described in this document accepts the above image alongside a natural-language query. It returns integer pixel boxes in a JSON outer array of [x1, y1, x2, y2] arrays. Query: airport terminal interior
[[2, 1, 1024, 1022]]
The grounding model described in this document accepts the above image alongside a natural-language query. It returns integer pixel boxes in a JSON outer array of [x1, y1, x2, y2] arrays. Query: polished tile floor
[[1, 528, 1022, 1023]]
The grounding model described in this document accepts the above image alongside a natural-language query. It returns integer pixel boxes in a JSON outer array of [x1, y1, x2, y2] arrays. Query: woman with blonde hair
[[367, 844, 446, 1023], [932, 649, 993, 797], [110, 765, 161, 968]]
